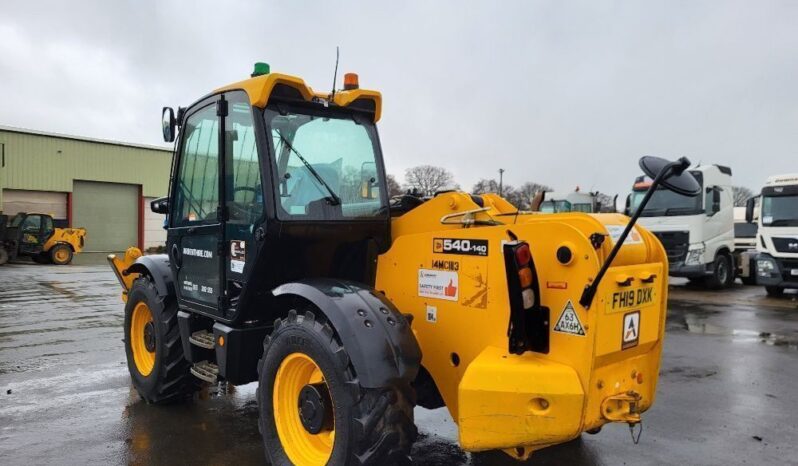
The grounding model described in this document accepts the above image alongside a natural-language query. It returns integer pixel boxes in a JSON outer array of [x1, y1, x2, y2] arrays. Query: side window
[[705, 188, 712, 215], [173, 105, 220, 226], [21, 215, 41, 232], [42, 216, 54, 237], [225, 94, 264, 224]]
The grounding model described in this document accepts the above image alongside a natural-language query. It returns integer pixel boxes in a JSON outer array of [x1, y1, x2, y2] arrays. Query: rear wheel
[[124, 277, 199, 404], [706, 253, 732, 289], [50, 244, 73, 265], [765, 286, 784, 297], [258, 309, 416, 466]]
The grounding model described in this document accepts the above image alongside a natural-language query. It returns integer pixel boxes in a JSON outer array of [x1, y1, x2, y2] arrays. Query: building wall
[[0, 127, 173, 250]]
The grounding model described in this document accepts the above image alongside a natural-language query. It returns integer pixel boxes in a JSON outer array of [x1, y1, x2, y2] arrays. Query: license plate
[[606, 286, 656, 313], [791, 269, 798, 276]]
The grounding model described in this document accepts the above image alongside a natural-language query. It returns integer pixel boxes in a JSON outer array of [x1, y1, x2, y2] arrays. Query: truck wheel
[[258, 309, 417, 466], [706, 253, 732, 289], [50, 244, 73, 265], [765, 286, 784, 297], [124, 277, 199, 404]]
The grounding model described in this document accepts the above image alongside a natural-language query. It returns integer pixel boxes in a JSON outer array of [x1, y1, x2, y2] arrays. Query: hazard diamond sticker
[[553, 300, 586, 336]]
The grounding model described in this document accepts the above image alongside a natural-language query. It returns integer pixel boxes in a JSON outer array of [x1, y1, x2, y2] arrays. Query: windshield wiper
[[274, 129, 341, 206]]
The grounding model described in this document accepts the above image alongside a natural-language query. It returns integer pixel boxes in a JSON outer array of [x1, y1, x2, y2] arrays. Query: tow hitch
[[602, 391, 644, 444]]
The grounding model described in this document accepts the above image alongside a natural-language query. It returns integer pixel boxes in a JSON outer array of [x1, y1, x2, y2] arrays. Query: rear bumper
[[457, 347, 654, 452]]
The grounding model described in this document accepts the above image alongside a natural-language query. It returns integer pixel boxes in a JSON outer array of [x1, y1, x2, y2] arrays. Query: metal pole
[[498, 168, 505, 196]]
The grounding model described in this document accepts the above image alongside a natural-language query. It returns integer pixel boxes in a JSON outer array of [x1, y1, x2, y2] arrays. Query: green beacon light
[[251, 62, 270, 77]]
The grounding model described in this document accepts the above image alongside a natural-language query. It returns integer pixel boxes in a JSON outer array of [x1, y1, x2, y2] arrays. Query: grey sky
[[1, 1, 796, 200]]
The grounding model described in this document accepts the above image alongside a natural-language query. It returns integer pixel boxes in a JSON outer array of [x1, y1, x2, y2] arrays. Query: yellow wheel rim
[[54, 248, 69, 262], [130, 302, 156, 376], [274, 353, 334, 466]]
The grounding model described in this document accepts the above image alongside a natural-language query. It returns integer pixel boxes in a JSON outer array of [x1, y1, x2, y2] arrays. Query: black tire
[[32, 253, 51, 264], [765, 286, 784, 297], [706, 253, 732, 289], [49, 244, 73, 265], [0, 247, 8, 265], [124, 276, 199, 404], [258, 309, 417, 466]]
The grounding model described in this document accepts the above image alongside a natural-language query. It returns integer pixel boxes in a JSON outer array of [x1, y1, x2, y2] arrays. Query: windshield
[[540, 200, 570, 213], [265, 106, 386, 220], [631, 188, 703, 217], [761, 195, 798, 226]]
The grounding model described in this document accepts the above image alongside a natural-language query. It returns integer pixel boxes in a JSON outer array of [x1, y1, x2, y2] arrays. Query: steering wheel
[[229, 186, 260, 221]]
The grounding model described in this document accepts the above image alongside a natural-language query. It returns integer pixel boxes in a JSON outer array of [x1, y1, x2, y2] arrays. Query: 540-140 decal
[[433, 238, 488, 256]]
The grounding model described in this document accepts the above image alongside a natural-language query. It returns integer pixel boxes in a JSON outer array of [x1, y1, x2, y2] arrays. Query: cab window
[[21, 215, 41, 232], [225, 94, 264, 224], [173, 104, 220, 226]]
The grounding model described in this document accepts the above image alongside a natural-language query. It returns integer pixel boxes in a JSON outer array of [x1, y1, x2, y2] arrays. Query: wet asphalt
[[1, 255, 797, 465]]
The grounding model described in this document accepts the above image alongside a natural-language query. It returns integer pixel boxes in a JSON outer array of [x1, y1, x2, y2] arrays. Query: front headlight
[[757, 259, 776, 274], [685, 247, 705, 265]]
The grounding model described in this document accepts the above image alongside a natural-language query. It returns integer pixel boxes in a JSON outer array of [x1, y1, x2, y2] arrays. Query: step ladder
[[189, 329, 215, 349], [190, 360, 219, 384]]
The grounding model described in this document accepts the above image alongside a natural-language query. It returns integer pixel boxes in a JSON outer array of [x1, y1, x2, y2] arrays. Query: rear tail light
[[515, 243, 531, 267], [518, 267, 533, 288]]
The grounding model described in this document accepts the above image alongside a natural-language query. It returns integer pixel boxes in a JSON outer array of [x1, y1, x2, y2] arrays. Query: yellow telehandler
[[0, 212, 85, 265], [108, 63, 700, 464]]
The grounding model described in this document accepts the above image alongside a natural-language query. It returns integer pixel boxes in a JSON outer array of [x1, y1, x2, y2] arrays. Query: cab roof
[[215, 72, 382, 122]]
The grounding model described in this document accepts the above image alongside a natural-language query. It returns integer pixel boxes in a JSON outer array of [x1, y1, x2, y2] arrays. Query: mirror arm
[[579, 159, 683, 309]]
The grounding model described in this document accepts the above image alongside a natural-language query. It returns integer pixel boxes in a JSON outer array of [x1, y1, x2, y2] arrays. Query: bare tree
[[472, 178, 500, 194], [732, 186, 753, 207], [385, 174, 403, 198], [405, 165, 456, 196]]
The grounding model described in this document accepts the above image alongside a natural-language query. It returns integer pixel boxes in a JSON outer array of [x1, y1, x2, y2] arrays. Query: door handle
[[187, 227, 197, 234], [255, 227, 266, 242]]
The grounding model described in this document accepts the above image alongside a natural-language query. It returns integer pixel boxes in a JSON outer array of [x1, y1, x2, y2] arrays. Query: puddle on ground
[[678, 314, 798, 350]]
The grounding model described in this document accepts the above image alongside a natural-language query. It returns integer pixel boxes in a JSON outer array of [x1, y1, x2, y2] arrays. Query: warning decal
[[622, 311, 640, 349], [553, 300, 586, 336], [418, 269, 459, 301]]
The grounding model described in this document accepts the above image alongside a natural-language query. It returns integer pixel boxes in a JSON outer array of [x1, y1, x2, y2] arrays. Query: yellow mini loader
[[109, 63, 700, 464], [0, 212, 85, 265]]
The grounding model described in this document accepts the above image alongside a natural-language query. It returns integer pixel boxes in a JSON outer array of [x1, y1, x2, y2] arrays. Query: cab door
[[221, 91, 266, 317], [168, 98, 224, 315], [19, 214, 49, 254]]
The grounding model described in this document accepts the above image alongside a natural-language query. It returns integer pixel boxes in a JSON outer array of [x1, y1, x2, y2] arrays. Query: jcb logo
[[433, 239, 444, 253]]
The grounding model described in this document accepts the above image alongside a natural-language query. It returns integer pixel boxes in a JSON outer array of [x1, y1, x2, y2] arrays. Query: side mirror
[[151, 196, 169, 214], [624, 194, 631, 216], [745, 197, 755, 223], [162, 107, 177, 143]]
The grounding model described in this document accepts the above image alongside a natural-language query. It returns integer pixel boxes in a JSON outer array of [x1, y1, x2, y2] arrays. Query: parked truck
[[0, 212, 86, 265], [627, 164, 735, 288], [746, 173, 798, 296]]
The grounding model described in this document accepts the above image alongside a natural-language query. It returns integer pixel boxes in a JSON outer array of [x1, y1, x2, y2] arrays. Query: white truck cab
[[746, 173, 798, 296], [540, 190, 598, 213], [628, 164, 735, 288]]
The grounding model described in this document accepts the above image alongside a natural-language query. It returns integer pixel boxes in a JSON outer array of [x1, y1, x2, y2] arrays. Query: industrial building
[[0, 125, 172, 252]]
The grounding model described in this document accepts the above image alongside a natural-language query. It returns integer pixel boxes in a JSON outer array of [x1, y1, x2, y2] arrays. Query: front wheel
[[258, 309, 417, 466], [706, 253, 732, 289], [124, 277, 199, 404]]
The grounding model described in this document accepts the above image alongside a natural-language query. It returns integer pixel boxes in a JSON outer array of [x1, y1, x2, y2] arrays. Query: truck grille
[[652, 231, 689, 264], [772, 237, 798, 254]]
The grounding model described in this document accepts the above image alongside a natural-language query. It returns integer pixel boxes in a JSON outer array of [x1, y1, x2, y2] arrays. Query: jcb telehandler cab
[[109, 63, 699, 464], [0, 212, 85, 265]]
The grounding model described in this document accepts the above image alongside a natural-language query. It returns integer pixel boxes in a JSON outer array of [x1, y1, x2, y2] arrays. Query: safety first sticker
[[418, 269, 458, 301], [605, 225, 643, 245], [553, 300, 586, 336]]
